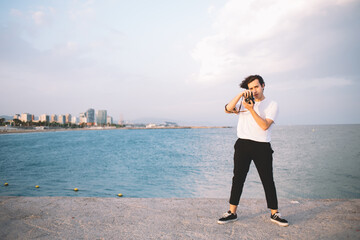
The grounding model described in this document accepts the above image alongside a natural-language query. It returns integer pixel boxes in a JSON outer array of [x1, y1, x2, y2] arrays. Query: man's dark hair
[[240, 75, 265, 89]]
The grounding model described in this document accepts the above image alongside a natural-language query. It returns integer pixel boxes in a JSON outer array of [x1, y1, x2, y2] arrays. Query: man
[[218, 75, 288, 227]]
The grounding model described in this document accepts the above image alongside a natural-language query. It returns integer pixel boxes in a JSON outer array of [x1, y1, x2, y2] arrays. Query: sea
[[0, 125, 359, 199]]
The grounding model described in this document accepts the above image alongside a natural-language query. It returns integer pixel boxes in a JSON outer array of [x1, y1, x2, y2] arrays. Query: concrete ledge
[[0, 197, 359, 239]]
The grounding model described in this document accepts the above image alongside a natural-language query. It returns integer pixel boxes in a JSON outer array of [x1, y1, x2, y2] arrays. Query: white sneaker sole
[[270, 218, 289, 227], [217, 218, 237, 224]]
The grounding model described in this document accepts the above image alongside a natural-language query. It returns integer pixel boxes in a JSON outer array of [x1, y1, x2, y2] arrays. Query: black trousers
[[229, 138, 278, 209]]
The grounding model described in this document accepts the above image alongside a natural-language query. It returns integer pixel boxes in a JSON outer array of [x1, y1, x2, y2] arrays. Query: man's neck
[[255, 95, 265, 102]]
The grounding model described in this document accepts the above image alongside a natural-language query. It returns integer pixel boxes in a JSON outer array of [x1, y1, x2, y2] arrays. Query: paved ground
[[0, 197, 359, 240]]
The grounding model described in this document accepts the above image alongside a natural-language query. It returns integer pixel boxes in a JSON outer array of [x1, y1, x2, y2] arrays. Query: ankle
[[229, 204, 237, 214], [271, 210, 278, 215]]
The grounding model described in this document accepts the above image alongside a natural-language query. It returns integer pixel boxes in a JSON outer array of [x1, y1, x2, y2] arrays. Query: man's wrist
[[225, 104, 233, 113]]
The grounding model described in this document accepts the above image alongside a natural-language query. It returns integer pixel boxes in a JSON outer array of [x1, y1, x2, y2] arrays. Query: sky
[[0, 0, 359, 126]]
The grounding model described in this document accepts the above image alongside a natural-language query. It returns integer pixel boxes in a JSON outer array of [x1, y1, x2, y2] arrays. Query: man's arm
[[225, 91, 250, 114], [243, 101, 274, 130], [249, 110, 274, 130]]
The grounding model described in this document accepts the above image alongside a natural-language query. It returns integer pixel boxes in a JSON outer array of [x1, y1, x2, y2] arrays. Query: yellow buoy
[[35, 185, 40, 188], [117, 193, 123, 197], [74, 188, 79, 191], [4, 183, 9, 186]]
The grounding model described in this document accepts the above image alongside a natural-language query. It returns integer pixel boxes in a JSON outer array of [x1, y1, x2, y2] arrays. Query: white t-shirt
[[236, 98, 278, 142]]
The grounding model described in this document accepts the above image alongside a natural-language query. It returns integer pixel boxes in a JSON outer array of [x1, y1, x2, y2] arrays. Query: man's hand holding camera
[[225, 90, 255, 114], [242, 90, 255, 111], [225, 83, 273, 130]]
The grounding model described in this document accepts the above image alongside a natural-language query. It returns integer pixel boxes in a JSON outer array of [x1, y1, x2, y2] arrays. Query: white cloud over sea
[[192, 0, 359, 84], [0, 0, 359, 125]]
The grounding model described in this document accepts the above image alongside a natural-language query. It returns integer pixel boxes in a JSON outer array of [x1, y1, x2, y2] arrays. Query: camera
[[244, 92, 255, 104]]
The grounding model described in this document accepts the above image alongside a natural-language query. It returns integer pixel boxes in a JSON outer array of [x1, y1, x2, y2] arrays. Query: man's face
[[248, 79, 264, 100]]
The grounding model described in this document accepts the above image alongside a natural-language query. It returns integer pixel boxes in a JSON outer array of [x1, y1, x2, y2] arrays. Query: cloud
[[207, 5, 217, 15], [30, 7, 56, 26], [10, 9, 23, 17], [68, 0, 95, 22], [68, 7, 95, 21], [271, 76, 354, 91], [191, 0, 360, 83], [32, 11, 45, 25], [50, 41, 80, 57]]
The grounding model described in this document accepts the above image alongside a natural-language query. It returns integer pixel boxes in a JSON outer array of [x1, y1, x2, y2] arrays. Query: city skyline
[[1, 1, 359, 126], [6, 107, 115, 125]]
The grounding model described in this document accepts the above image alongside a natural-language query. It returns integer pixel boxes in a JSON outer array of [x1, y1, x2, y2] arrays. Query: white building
[[20, 113, 32, 122], [71, 116, 78, 124], [79, 112, 87, 124], [51, 114, 57, 122], [107, 116, 113, 125], [58, 115, 66, 124], [65, 114, 72, 123], [39, 114, 50, 122]]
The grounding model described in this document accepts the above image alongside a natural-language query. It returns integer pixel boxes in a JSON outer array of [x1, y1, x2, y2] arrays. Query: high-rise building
[[71, 116, 78, 124], [65, 114, 72, 123], [20, 113, 32, 122], [40, 114, 50, 122], [13, 114, 20, 120], [86, 108, 95, 125], [96, 110, 107, 126], [58, 115, 66, 124], [51, 114, 58, 122], [79, 112, 87, 124], [107, 116, 113, 125]]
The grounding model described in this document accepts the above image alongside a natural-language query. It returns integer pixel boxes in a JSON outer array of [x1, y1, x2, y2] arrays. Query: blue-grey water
[[0, 125, 359, 199]]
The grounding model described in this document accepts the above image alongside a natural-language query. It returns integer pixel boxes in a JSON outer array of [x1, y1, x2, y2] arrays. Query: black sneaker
[[270, 212, 289, 227], [218, 210, 237, 224]]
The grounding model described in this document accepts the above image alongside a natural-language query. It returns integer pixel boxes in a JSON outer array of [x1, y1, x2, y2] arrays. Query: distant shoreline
[[0, 126, 232, 135]]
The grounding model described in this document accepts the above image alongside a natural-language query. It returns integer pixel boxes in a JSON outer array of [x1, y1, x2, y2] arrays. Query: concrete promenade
[[0, 197, 359, 239]]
